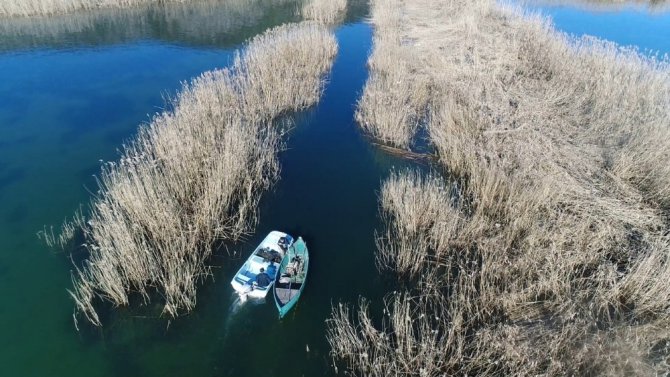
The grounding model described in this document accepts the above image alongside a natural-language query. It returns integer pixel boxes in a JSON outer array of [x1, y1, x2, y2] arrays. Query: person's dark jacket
[[255, 272, 271, 287]]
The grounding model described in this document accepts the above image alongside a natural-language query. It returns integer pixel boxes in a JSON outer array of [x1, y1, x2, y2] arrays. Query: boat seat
[[241, 270, 256, 281], [266, 264, 277, 278]]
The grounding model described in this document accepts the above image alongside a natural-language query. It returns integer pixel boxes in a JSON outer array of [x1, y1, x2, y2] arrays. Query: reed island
[[328, 0, 670, 375]]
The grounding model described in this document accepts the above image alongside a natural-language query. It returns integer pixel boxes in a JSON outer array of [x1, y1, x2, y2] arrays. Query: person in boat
[[278, 236, 289, 251], [269, 249, 282, 263], [254, 267, 271, 288]]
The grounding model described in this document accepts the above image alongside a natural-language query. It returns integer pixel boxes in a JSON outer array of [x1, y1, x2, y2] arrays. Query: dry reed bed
[[301, 0, 347, 24], [329, 0, 670, 375], [66, 22, 337, 326], [353, 0, 431, 149]]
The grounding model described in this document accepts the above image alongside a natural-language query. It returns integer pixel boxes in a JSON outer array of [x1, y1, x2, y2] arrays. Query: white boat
[[230, 231, 294, 299]]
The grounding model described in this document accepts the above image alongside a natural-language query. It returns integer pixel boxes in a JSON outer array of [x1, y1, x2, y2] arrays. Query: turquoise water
[[1, 1, 666, 376], [519, 1, 670, 55]]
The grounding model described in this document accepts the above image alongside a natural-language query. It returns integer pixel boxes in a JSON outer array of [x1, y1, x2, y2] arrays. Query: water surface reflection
[[0, 0, 303, 51]]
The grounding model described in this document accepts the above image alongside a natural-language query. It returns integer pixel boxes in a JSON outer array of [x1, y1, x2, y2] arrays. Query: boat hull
[[273, 237, 308, 318], [277, 292, 300, 317]]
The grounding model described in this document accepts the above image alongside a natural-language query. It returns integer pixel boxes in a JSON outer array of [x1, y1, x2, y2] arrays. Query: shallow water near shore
[[0, 1, 667, 376]]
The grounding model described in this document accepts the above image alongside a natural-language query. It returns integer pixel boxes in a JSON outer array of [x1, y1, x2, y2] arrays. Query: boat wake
[[228, 292, 266, 316]]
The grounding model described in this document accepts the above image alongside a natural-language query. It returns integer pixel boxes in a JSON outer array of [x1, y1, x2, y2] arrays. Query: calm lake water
[[0, 1, 666, 376], [518, 0, 670, 55]]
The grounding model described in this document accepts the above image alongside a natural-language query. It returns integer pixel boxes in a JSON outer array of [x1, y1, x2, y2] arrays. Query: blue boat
[[273, 237, 309, 318]]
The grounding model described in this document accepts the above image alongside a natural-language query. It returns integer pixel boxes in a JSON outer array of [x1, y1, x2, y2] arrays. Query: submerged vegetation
[[329, 0, 670, 375], [62, 21, 337, 326]]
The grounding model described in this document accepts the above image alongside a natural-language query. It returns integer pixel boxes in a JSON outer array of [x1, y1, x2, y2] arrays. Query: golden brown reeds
[[353, 0, 431, 150], [68, 22, 337, 326], [301, 0, 347, 24], [330, 0, 670, 375]]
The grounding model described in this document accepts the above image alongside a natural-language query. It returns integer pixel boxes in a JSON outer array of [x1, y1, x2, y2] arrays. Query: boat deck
[[273, 237, 308, 316], [275, 286, 302, 305]]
